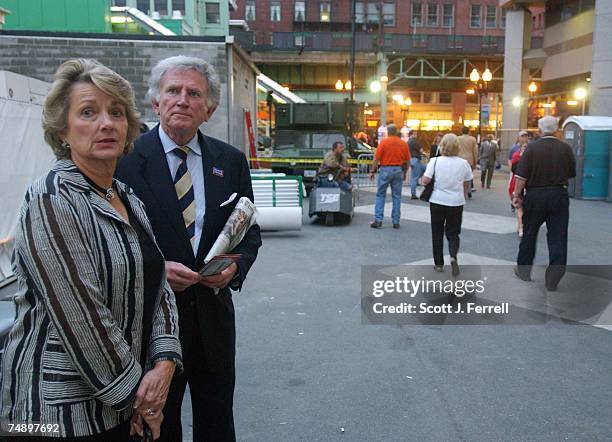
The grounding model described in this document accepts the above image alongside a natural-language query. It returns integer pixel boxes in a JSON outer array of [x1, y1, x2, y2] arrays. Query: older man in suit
[[116, 56, 262, 442]]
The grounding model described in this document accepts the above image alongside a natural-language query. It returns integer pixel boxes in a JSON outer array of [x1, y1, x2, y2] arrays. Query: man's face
[[152, 68, 216, 140], [334, 143, 345, 156], [519, 134, 528, 144], [410, 132, 417, 139]]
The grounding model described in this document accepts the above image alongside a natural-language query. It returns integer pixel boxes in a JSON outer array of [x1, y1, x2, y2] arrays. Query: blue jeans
[[410, 158, 424, 196], [374, 166, 404, 224], [317, 176, 351, 191]]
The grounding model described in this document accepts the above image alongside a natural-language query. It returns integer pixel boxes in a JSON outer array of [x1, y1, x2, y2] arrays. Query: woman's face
[[60, 82, 128, 168]]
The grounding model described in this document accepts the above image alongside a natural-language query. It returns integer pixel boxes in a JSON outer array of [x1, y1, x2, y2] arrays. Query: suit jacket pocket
[[41, 329, 94, 405]]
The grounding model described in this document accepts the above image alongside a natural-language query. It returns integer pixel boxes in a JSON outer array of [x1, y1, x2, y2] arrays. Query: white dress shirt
[[159, 126, 206, 255]]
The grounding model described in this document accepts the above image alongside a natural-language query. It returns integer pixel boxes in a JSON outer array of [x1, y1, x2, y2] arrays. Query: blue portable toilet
[[562, 116, 612, 200]]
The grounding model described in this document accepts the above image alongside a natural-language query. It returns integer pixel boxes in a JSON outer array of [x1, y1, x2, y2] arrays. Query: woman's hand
[[133, 361, 175, 431], [130, 409, 164, 440]]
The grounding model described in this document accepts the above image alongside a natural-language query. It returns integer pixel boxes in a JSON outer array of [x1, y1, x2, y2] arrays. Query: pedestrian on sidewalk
[[479, 134, 498, 189], [512, 116, 576, 291], [508, 137, 528, 236], [430, 132, 443, 158], [408, 130, 425, 199], [369, 124, 410, 229], [457, 126, 478, 198], [422, 134, 473, 276], [508, 131, 529, 169]]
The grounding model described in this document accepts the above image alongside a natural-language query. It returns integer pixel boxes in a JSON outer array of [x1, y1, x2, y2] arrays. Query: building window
[[295, 1, 305, 21], [383, 2, 395, 27], [355, 2, 365, 23], [355, 2, 395, 26], [137, 0, 149, 13], [470, 4, 481, 28], [427, 3, 438, 26], [154, 0, 167, 15], [485, 5, 496, 28], [171, 0, 185, 16], [412, 3, 423, 26], [320, 2, 331, 22], [500, 8, 506, 28], [294, 33, 304, 47], [205, 3, 220, 24], [113, 0, 127, 6], [439, 92, 452, 104], [442, 4, 454, 27], [270, 1, 281, 22], [245, 0, 255, 21], [423, 92, 434, 104]]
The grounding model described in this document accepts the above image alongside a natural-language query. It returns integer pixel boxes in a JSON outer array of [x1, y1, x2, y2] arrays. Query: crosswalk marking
[[354, 203, 518, 234]]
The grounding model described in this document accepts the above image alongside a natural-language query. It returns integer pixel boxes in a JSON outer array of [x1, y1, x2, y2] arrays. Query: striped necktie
[[173, 146, 196, 244]]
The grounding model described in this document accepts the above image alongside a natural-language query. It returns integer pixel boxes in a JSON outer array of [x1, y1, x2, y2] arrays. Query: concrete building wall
[[589, 0, 612, 116], [0, 33, 257, 151], [541, 8, 593, 81]]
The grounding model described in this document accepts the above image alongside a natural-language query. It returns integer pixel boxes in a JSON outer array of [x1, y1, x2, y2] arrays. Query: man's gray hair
[[147, 55, 221, 108], [387, 124, 398, 136], [538, 115, 559, 135]]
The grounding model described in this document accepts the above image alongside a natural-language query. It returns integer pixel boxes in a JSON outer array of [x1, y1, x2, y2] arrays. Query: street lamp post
[[469, 68, 492, 142]]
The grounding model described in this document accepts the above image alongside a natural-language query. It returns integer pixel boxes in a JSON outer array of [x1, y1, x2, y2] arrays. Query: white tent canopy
[[0, 71, 53, 284]]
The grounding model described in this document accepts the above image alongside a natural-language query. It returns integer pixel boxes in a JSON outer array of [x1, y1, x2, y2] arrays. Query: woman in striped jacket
[[0, 60, 181, 440]]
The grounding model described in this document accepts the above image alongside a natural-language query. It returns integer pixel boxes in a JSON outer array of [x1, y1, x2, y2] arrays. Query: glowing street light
[[335, 79, 344, 91], [512, 96, 522, 108], [574, 87, 587, 100], [528, 81, 538, 94], [344, 80, 352, 91], [482, 68, 493, 83], [574, 87, 588, 115], [370, 80, 382, 94], [469, 68, 480, 83]]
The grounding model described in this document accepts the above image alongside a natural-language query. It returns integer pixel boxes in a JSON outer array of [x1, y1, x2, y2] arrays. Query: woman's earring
[[61, 140, 71, 150]]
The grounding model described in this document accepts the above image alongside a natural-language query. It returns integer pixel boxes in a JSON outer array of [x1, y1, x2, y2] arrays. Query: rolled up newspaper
[[203, 196, 258, 265]]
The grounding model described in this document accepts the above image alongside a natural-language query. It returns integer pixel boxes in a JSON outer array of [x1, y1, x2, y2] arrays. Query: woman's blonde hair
[[439, 133, 459, 156], [42, 59, 141, 159]]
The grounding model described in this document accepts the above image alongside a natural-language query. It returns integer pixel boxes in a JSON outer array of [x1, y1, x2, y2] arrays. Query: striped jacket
[[0, 160, 182, 437]]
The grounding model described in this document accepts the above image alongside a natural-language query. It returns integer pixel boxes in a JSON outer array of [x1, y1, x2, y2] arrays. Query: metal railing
[[354, 153, 375, 201]]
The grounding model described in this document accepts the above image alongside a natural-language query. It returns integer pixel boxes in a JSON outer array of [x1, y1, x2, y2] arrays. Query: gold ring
[[146, 408, 155, 416]]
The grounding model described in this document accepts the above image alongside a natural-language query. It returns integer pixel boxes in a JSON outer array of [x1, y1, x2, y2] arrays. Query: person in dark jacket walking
[[512, 116, 576, 291]]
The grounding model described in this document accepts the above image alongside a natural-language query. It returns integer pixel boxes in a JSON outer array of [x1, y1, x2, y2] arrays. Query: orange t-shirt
[[375, 136, 411, 165]]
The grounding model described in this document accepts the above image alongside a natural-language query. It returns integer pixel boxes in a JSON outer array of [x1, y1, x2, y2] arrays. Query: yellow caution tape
[[249, 157, 373, 165]]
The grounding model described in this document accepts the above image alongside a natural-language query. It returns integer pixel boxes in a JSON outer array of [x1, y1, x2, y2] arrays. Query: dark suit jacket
[[116, 126, 262, 375]]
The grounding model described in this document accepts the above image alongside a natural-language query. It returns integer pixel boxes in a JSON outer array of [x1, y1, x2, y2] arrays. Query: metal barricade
[[354, 153, 375, 201]]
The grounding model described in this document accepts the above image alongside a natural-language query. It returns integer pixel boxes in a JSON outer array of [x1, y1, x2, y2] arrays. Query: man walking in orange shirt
[[369, 124, 411, 228]]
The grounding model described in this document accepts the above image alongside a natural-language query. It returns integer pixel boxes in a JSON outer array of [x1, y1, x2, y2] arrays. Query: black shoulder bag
[[419, 158, 437, 202]]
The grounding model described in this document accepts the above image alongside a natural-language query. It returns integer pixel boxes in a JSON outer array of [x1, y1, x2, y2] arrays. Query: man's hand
[[165, 261, 200, 292], [200, 262, 238, 289], [369, 171, 376, 181]]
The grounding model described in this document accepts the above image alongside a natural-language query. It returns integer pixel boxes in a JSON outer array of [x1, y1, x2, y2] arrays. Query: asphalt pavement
[[217, 168, 612, 441]]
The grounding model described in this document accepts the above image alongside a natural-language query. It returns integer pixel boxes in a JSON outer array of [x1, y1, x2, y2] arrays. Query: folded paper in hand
[[198, 196, 258, 278], [198, 254, 241, 277]]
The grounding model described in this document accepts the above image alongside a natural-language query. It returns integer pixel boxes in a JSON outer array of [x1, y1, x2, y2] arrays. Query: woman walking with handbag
[[421, 134, 473, 275]]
